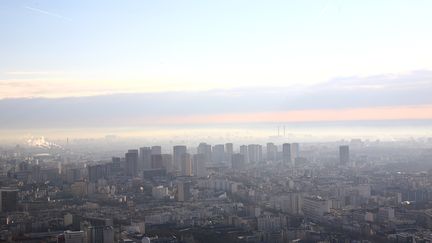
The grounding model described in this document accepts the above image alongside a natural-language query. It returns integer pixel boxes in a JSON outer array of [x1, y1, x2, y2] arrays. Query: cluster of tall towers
[[122, 143, 350, 178], [122, 142, 305, 178]]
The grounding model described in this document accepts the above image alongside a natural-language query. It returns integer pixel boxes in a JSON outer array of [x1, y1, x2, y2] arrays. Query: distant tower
[[248, 144, 262, 163], [125, 149, 139, 177], [173, 145, 187, 171], [139, 147, 152, 170], [161, 154, 173, 173], [197, 143, 212, 163], [180, 153, 192, 176], [282, 143, 292, 165], [151, 146, 162, 155], [225, 143, 234, 163], [239, 145, 249, 164], [212, 144, 225, 163], [151, 154, 163, 169], [193, 153, 207, 178], [291, 143, 300, 162], [339, 145, 350, 165], [266, 143, 277, 161]]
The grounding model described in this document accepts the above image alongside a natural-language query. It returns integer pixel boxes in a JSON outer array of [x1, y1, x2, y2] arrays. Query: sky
[[1, 0, 432, 141]]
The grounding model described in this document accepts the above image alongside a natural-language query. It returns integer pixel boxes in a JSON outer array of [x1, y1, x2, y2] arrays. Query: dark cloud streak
[[0, 70, 431, 129]]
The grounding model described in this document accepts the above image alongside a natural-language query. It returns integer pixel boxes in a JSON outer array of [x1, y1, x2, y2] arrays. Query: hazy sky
[[1, 0, 432, 139], [1, 0, 432, 97]]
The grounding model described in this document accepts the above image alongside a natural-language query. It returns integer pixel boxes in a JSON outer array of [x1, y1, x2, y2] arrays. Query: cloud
[[4, 71, 65, 76], [317, 70, 432, 90], [284, 70, 432, 110], [0, 70, 431, 129], [24, 6, 71, 21], [153, 105, 432, 125], [1, 69, 431, 100]]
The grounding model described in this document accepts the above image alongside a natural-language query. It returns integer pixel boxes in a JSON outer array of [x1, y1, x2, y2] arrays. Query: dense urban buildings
[[2, 137, 432, 242]]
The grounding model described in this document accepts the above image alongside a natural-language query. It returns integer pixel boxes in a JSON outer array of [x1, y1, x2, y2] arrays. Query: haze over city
[[1, 1, 432, 243]]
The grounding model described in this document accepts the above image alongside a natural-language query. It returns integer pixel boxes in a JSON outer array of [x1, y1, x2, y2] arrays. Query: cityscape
[[1, 137, 432, 242], [2, 0, 432, 242]]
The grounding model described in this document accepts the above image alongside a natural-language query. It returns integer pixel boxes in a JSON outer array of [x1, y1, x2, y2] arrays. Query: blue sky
[[1, 0, 432, 98]]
